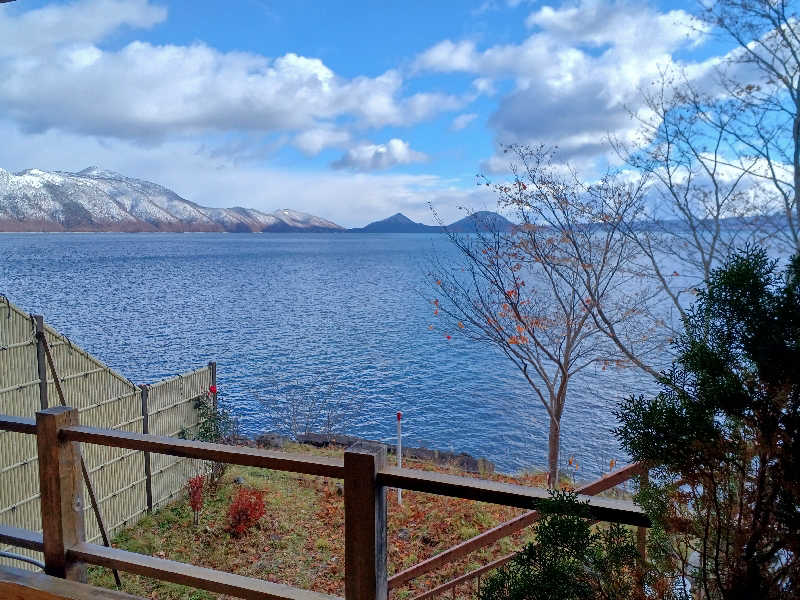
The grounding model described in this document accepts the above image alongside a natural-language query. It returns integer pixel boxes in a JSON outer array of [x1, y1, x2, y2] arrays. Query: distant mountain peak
[[77, 166, 125, 178], [385, 212, 415, 223]]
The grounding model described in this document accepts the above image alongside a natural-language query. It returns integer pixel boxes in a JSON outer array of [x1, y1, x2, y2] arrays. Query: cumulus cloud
[[331, 139, 427, 171], [414, 0, 709, 169], [0, 0, 166, 59], [451, 113, 478, 131], [293, 127, 351, 155], [0, 0, 463, 145]]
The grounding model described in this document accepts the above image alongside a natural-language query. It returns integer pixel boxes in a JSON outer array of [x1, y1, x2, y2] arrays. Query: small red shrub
[[226, 487, 266, 537], [188, 474, 205, 525]]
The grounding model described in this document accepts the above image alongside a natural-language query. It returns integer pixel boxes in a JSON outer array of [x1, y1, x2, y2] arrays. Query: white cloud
[[0, 0, 166, 59], [414, 0, 710, 168], [451, 113, 478, 131], [293, 127, 351, 155], [332, 139, 427, 172], [0, 0, 463, 146]]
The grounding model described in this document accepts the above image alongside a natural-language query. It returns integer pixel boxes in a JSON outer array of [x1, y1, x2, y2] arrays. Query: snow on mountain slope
[[0, 167, 343, 233]]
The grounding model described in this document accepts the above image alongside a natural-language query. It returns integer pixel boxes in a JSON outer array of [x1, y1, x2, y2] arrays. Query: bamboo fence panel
[[0, 299, 44, 570], [0, 297, 208, 569], [147, 368, 212, 510]]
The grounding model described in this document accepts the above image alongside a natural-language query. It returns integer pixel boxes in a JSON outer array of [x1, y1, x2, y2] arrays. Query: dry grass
[[88, 443, 567, 600]]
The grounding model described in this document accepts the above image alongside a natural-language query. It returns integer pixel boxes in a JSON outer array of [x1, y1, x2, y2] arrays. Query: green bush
[[615, 247, 800, 599], [478, 490, 640, 600]]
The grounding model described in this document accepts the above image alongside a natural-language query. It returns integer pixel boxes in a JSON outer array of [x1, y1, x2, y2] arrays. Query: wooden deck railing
[[0, 408, 649, 600], [396, 462, 647, 600]]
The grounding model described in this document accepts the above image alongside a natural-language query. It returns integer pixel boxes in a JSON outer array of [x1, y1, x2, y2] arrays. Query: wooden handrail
[[0, 524, 44, 552], [61, 425, 346, 478], [0, 565, 143, 600], [0, 411, 648, 600], [388, 461, 645, 588], [378, 466, 648, 527], [0, 415, 36, 435], [69, 542, 342, 600], [410, 553, 516, 600]]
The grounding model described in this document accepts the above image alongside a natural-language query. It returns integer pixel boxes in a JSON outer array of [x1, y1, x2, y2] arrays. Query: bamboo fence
[[0, 297, 213, 569]]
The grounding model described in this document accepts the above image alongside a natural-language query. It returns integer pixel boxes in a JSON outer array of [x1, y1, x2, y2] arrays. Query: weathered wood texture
[[388, 461, 645, 588], [410, 552, 516, 600], [0, 564, 144, 600], [33, 315, 48, 411], [69, 543, 344, 600], [35, 408, 86, 582], [0, 525, 44, 552], [140, 385, 153, 513], [344, 445, 387, 600], [378, 466, 649, 527], [0, 298, 211, 569], [61, 426, 346, 478]]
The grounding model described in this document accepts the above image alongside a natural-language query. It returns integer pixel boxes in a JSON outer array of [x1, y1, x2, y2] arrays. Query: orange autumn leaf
[[458, 322, 464, 328]]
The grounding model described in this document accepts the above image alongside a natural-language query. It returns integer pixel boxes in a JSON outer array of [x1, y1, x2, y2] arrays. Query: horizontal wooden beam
[[378, 467, 650, 527], [61, 425, 345, 478], [0, 415, 37, 435], [388, 462, 645, 589], [411, 553, 516, 600], [0, 525, 44, 552], [0, 564, 143, 599], [69, 543, 343, 600]]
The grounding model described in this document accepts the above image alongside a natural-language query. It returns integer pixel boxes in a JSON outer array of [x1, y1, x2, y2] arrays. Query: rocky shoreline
[[251, 431, 495, 474]]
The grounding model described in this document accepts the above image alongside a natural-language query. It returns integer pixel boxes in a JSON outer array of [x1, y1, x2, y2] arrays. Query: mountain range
[[349, 211, 513, 233], [0, 166, 512, 233], [0, 167, 343, 233]]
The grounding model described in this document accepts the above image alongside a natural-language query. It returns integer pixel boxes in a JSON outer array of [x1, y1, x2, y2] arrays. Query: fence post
[[637, 469, 648, 559], [36, 406, 86, 582], [33, 315, 48, 410], [208, 361, 217, 411], [140, 384, 153, 513], [344, 442, 387, 600], [637, 468, 649, 593]]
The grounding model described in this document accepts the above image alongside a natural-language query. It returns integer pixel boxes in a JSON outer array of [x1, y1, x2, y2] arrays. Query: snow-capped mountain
[[0, 167, 344, 233]]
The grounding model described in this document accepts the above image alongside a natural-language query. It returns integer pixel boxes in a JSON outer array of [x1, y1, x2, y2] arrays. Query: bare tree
[[606, 70, 775, 370], [430, 145, 645, 485], [600, 0, 800, 372], [259, 375, 360, 442], [698, 0, 800, 250]]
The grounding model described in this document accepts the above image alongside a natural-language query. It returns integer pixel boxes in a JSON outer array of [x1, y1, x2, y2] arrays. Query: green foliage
[[193, 391, 239, 485], [194, 391, 238, 444], [615, 247, 800, 599], [478, 490, 640, 600]]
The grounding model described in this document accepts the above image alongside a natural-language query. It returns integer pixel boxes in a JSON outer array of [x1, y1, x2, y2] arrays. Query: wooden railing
[[0, 408, 649, 600], [395, 462, 647, 600]]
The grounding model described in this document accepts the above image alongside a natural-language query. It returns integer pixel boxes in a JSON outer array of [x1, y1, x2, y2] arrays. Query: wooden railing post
[[344, 443, 387, 600], [36, 406, 87, 582], [33, 315, 48, 410], [140, 384, 153, 513]]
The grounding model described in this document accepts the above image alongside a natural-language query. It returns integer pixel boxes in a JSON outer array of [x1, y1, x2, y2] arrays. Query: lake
[[0, 232, 655, 477]]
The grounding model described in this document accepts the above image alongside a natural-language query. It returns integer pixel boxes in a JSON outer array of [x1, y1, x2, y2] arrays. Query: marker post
[[396, 411, 402, 506]]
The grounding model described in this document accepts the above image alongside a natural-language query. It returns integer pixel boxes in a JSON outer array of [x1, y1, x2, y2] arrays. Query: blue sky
[[0, 0, 733, 226]]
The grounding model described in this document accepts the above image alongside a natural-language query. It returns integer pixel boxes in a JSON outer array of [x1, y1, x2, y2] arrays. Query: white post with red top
[[396, 411, 402, 506]]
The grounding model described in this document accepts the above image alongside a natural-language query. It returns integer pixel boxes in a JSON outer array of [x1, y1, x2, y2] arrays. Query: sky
[[0, 0, 733, 227]]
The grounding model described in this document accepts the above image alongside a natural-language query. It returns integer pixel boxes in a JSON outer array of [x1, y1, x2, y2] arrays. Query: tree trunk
[[547, 416, 560, 488]]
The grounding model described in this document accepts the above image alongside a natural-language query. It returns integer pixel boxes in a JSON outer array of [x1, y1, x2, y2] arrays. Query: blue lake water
[[0, 232, 656, 477]]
